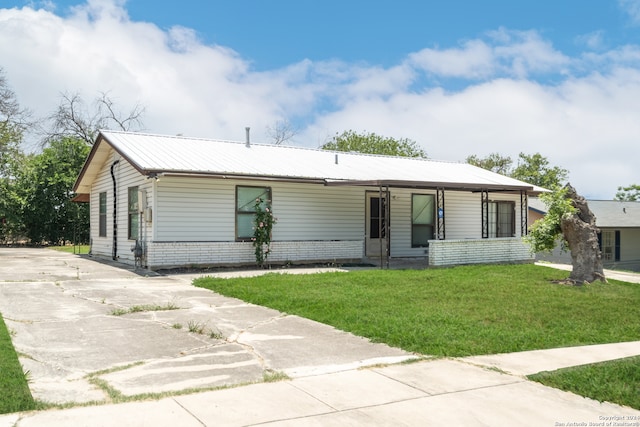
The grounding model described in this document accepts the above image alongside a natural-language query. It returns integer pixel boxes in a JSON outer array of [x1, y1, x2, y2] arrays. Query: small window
[[236, 186, 271, 240], [488, 201, 515, 238], [600, 230, 620, 262], [412, 194, 435, 247], [98, 192, 107, 237], [128, 187, 139, 240], [369, 196, 387, 239]]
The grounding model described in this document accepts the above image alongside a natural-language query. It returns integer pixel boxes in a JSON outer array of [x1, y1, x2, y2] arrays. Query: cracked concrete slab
[[0, 248, 414, 406]]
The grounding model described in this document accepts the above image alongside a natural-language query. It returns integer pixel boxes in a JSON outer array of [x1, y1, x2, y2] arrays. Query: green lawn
[[0, 313, 35, 414], [195, 263, 640, 410], [529, 356, 640, 410], [194, 264, 640, 357], [48, 245, 90, 254]]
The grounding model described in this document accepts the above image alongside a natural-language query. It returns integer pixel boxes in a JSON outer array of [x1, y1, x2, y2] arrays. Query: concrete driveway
[[0, 248, 412, 405]]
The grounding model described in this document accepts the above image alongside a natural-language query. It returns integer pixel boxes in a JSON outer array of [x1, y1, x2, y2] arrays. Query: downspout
[[110, 160, 120, 260]]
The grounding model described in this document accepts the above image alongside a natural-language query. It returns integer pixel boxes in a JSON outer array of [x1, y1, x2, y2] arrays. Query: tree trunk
[[560, 184, 606, 284]]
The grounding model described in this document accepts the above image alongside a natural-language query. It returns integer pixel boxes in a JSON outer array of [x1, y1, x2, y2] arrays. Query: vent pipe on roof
[[335, 154, 338, 164], [245, 127, 250, 147]]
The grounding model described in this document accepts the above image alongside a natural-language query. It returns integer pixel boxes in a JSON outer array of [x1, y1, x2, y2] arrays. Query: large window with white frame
[[236, 186, 272, 241]]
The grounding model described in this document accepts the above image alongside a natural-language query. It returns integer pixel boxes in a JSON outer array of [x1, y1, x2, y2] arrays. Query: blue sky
[[44, 0, 636, 70], [1, 0, 640, 198]]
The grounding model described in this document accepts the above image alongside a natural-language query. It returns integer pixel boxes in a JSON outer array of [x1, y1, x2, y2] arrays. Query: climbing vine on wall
[[252, 198, 277, 267]]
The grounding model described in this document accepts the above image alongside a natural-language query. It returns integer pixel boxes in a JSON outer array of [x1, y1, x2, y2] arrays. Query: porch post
[[436, 187, 445, 240], [378, 185, 383, 269], [385, 185, 390, 269], [520, 190, 528, 236], [481, 189, 489, 239]]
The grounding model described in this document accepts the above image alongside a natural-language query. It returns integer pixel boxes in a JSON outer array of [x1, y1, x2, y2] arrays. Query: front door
[[365, 193, 388, 257]]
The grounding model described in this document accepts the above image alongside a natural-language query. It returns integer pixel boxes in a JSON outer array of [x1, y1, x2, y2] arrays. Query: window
[[488, 201, 515, 238], [412, 194, 434, 247], [128, 187, 139, 240], [369, 196, 387, 239], [236, 186, 271, 240], [98, 192, 107, 237], [600, 230, 620, 262]]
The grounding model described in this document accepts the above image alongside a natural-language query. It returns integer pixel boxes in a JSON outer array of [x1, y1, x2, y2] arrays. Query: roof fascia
[[324, 179, 539, 194]]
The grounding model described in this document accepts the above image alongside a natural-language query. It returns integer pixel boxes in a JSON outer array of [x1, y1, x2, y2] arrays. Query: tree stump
[[560, 184, 606, 284]]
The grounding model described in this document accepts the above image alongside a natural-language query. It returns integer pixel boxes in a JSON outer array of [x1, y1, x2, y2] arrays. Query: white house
[[73, 130, 545, 270]]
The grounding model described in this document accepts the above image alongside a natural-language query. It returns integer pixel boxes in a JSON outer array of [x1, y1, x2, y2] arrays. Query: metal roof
[[529, 198, 640, 227], [74, 130, 546, 195]]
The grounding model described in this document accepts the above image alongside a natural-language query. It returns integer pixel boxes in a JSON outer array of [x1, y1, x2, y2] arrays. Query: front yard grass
[[529, 356, 640, 410], [0, 313, 35, 414], [48, 245, 90, 254], [195, 263, 640, 410], [194, 264, 640, 357]]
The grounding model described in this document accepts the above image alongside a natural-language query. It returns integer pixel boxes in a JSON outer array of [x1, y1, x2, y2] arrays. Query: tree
[[46, 92, 145, 145], [0, 68, 31, 243], [18, 137, 91, 245], [511, 152, 568, 189], [615, 184, 640, 201], [466, 153, 513, 175], [526, 184, 605, 284], [467, 152, 568, 189], [321, 130, 427, 158]]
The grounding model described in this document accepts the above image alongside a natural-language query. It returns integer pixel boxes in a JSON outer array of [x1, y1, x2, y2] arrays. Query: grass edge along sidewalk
[[529, 356, 640, 411], [194, 264, 640, 357], [0, 312, 35, 414], [195, 263, 640, 411]]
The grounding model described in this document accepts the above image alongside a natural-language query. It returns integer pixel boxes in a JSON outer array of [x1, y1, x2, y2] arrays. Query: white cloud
[[409, 29, 569, 79], [576, 31, 606, 51], [619, 0, 640, 24], [0, 1, 639, 199]]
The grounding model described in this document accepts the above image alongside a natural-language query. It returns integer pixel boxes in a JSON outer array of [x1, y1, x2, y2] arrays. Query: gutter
[[110, 160, 120, 260]]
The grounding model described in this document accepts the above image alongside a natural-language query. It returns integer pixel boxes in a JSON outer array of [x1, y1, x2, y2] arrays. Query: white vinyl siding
[[88, 151, 150, 263], [154, 178, 364, 242]]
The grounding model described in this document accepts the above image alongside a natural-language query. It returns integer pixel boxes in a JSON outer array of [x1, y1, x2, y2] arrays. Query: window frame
[[488, 201, 515, 238], [235, 185, 272, 241], [128, 187, 139, 240], [411, 193, 435, 248], [98, 192, 107, 237]]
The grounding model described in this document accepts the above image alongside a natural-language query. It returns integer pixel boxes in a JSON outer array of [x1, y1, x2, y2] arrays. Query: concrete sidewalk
[[1, 249, 640, 426], [2, 341, 640, 427]]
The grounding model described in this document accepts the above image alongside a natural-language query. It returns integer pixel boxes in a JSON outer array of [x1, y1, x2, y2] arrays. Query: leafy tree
[[511, 152, 568, 189], [526, 184, 605, 284], [466, 153, 512, 175], [467, 152, 567, 189], [526, 186, 576, 253], [615, 184, 640, 201], [18, 137, 90, 245], [321, 130, 427, 158], [0, 69, 31, 243]]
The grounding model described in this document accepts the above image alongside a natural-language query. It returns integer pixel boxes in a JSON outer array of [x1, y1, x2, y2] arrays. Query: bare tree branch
[[45, 91, 145, 145], [266, 119, 298, 145]]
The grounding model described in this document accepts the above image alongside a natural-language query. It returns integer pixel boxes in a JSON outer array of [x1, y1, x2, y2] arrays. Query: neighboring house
[[73, 130, 545, 270], [529, 198, 640, 272]]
